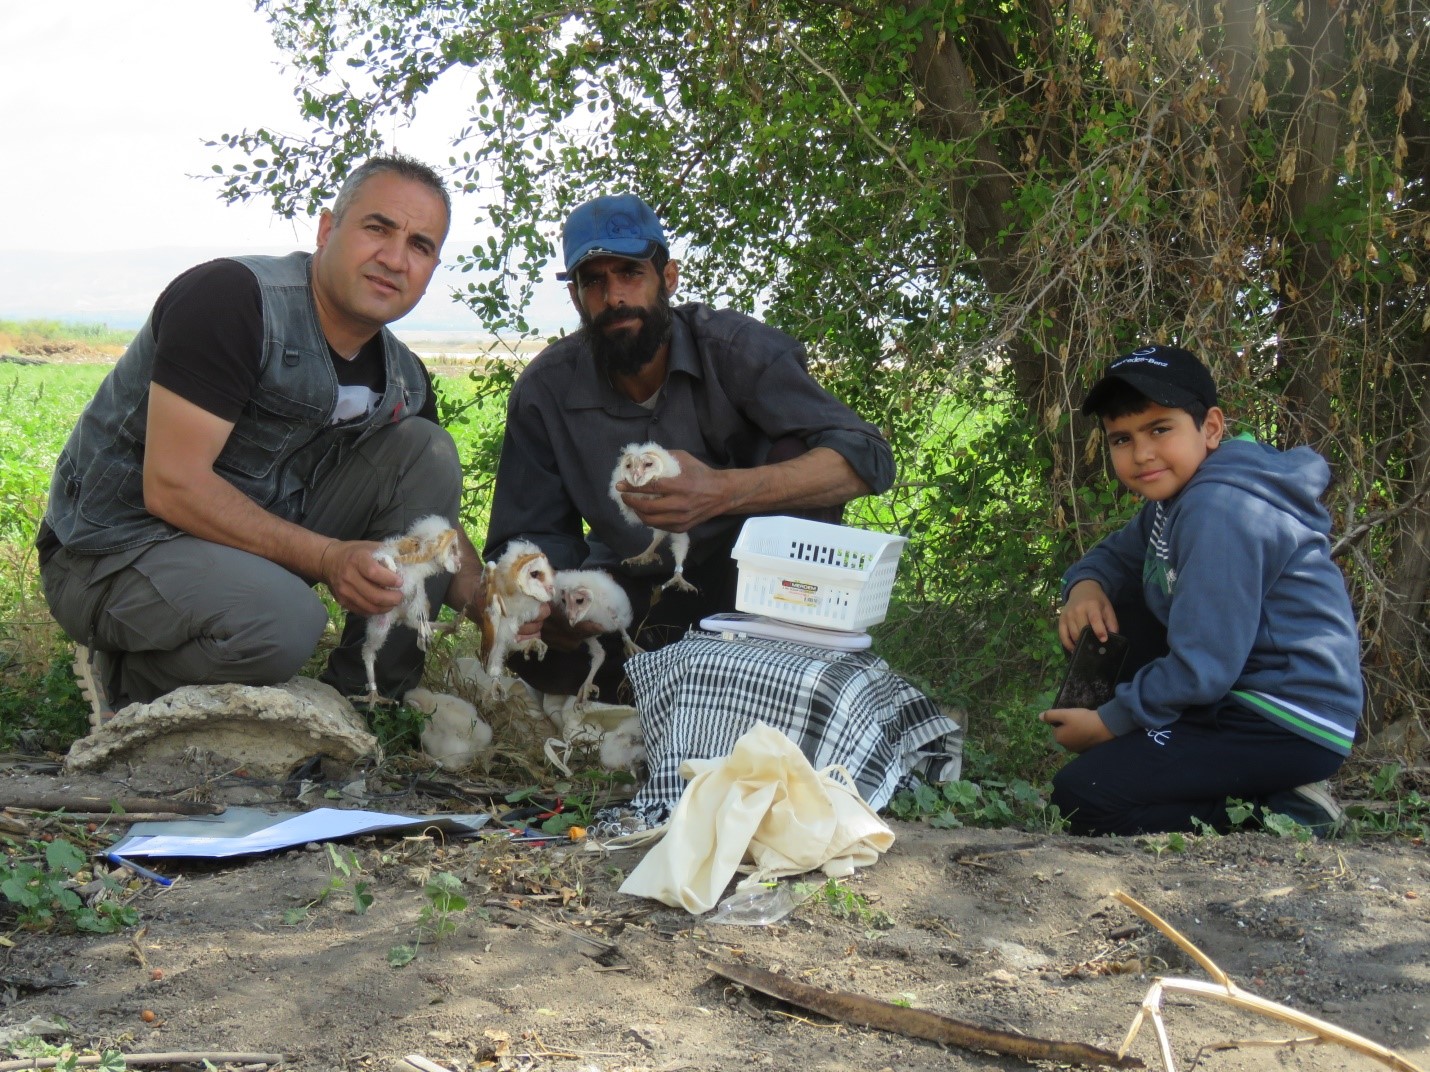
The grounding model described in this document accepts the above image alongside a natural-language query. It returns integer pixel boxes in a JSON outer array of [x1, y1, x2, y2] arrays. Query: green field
[[0, 363, 111, 543]]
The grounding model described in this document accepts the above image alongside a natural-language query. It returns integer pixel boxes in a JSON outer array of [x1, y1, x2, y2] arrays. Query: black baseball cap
[[1081, 345, 1218, 416]]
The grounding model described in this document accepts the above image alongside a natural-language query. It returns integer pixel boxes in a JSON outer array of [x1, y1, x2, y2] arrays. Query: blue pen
[[107, 853, 174, 887]]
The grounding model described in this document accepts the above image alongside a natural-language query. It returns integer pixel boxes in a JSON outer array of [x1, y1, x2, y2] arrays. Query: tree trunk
[[1275, 0, 1348, 453]]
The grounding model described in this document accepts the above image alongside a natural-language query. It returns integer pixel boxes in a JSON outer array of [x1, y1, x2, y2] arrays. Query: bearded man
[[484, 193, 895, 699]]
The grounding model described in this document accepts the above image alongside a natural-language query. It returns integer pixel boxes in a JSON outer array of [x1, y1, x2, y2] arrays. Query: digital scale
[[699, 611, 873, 651]]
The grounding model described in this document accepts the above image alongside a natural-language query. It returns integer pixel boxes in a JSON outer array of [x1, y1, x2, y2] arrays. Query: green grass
[[0, 365, 110, 543], [0, 363, 115, 745]]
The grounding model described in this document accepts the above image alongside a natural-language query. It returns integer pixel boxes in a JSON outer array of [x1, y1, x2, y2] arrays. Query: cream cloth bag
[[619, 722, 895, 913]]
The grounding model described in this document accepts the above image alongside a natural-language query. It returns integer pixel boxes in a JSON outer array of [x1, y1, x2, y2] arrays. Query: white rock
[[64, 677, 377, 777]]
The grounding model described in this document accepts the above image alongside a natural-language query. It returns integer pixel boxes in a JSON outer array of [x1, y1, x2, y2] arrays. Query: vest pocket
[[77, 458, 149, 526], [217, 406, 307, 480]]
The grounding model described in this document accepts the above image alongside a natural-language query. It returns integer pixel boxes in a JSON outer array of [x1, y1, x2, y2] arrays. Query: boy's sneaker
[[1264, 780, 1344, 836], [73, 644, 117, 730]]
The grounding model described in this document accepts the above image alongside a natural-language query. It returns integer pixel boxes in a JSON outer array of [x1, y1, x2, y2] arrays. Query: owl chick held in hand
[[481, 539, 556, 679], [359, 515, 462, 705], [609, 441, 698, 593], [554, 568, 645, 703]]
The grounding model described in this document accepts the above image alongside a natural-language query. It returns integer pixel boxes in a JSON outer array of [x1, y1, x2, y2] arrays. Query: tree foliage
[[215, 0, 1430, 741]]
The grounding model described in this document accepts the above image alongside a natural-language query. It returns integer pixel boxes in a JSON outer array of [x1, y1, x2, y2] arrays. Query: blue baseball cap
[[556, 193, 668, 280]]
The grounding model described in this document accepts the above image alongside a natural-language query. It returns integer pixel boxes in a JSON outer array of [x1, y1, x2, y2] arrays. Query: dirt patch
[[1, 341, 125, 363], [2, 763, 1427, 1072]]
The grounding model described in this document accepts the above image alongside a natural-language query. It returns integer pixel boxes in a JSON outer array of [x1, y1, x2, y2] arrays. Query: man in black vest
[[38, 154, 501, 721]]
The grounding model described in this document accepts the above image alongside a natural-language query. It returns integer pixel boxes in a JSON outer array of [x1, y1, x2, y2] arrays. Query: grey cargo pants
[[41, 418, 463, 706]]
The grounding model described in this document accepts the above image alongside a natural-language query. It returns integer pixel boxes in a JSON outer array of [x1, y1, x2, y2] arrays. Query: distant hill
[[0, 246, 569, 335]]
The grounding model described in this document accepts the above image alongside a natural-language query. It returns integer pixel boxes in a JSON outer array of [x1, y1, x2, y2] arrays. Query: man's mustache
[[592, 305, 649, 330]]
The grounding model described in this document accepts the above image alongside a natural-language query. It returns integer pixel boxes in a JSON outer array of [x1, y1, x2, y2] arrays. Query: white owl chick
[[359, 515, 461, 705], [609, 441, 698, 593], [554, 568, 645, 703], [598, 718, 647, 773], [481, 539, 556, 678], [408, 687, 493, 771]]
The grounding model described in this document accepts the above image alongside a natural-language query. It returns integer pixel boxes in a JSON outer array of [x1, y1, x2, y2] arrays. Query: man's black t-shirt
[[151, 258, 439, 423]]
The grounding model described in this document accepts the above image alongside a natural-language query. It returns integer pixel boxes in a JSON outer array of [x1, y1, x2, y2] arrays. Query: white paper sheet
[[110, 807, 490, 859]]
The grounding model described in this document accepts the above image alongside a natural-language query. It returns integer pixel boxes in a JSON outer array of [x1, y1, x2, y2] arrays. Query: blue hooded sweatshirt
[[1063, 438, 1362, 755]]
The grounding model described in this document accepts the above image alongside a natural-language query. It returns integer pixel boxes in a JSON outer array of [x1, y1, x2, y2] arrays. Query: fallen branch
[[3, 794, 223, 815], [0, 1052, 282, 1071], [396, 1058, 456, 1072], [708, 959, 1142, 1068], [1112, 889, 1426, 1072], [10, 811, 218, 824]]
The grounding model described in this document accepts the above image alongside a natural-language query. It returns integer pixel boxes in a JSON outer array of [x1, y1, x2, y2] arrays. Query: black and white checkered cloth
[[598, 630, 963, 832]]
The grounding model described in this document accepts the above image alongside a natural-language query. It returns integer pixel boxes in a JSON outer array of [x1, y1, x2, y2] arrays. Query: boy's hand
[[1040, 707, 1115, 753], [1059, 579, 1118, 651]]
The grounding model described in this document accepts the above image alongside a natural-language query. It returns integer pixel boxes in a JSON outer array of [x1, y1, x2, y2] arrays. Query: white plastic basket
[[731, 516, 909, 632]]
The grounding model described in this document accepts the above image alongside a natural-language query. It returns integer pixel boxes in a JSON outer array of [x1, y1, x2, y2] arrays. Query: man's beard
[[583, 292, 673, 378]]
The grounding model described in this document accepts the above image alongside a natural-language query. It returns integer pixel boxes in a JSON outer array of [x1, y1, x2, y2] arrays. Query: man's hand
[[444, 529, 488, 622], [318, 540, 404, 617], [1039, 707, 1115, 753], [614, 449, 728, 533], [1059, 579, 1118, 651], [540, 608, 605, 653]]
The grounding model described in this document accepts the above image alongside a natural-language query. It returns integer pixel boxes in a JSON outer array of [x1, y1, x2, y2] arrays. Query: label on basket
[[772, 578, 819, 607]]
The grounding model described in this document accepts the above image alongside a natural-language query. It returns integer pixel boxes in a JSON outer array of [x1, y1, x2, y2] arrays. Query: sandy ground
[[2, 758, 1427, 1072]]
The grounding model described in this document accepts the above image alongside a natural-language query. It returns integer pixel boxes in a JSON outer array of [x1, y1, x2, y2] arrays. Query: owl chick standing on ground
[[481, 539, 557, 679], [609, 442, 698, 593], [554, 568, 645, 703], [358, 515, 462, 705]]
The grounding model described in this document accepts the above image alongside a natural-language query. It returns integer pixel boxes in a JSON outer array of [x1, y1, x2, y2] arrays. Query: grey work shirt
[[484, 302, 895, 574]]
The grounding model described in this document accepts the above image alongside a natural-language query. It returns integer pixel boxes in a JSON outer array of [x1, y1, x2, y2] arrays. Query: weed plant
[[0, 835, 139, 934], [793, 877, 895, 932], [388, 871, 477, 966], [284, 844, 374, 924]]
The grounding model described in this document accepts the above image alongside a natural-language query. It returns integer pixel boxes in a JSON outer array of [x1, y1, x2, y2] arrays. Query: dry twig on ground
[[1112, 889, 1426, 1072]]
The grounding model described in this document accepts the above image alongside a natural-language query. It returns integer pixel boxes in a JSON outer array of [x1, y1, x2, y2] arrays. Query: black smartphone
[[1054, 626, 1130, 709]]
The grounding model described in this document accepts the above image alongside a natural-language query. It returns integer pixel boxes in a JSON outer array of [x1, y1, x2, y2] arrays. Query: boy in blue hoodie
[[1043, 345, 1363, 836]]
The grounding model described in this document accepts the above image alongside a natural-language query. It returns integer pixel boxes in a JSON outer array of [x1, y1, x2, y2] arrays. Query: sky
[[0, 2, 569, 333]]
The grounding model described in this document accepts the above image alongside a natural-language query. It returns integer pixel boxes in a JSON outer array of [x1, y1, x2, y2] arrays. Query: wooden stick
[[3, 795, 223, 816], [0, 1052, 282, 1071], [1111, 889, 1426, 1072], [1111, 889, 1228, 985], [1160, 978, 1426, 1072], [709, 959, 1142, 1068], [395, 1057, 456, 1072], [9, 811, 221, 824]]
